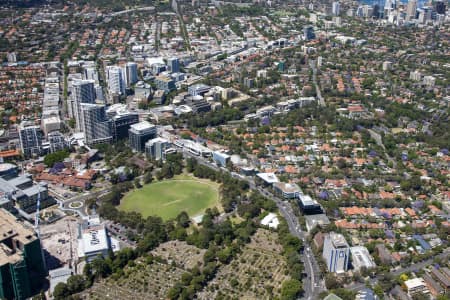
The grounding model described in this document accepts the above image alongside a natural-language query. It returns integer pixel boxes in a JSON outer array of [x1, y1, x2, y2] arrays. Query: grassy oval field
[[119, 176, 220, 220]]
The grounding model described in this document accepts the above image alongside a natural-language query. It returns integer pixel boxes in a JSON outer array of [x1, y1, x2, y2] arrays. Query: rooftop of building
[[146, 137, 169, 145], [6, 174, 32, 187], [213, 151, 231, 159], [328, 232, 349, 248], [273, 182, 301, 193], [0, 163, 17, 173], [256, 172, 279, 184], [130, 121, 156, 132], [350, 246, 376, 269], [304, 214, 331, 231], [404, 278, 427, 289], [0, 209, 37, 266], [299, 194, 318, 206], [72, 79, 95, 86], [80, 225, 109, 255], [42, 116, 61, 124]]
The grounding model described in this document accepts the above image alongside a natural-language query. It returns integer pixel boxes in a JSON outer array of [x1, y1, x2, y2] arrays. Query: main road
[[181, 149, 325, 299], [310, 60, 325, 107], [49, 187, 111, 217]]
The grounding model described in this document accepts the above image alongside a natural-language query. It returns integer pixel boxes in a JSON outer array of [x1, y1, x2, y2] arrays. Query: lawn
[[119, 176, 220, 220]]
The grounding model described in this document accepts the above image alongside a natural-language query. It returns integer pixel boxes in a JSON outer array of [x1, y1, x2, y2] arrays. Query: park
[[119, 175, 220, 220]]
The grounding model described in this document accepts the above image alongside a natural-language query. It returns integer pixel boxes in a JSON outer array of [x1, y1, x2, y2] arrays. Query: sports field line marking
[[162, 199, 182, 206]]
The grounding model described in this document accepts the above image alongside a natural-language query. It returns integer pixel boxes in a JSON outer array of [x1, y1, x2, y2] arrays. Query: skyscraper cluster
[[69, 66, 141, 145], [106, 62, 139, 97]]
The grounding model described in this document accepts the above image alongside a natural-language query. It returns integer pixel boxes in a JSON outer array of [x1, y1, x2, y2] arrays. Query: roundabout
[[68, 201, 83, 209]]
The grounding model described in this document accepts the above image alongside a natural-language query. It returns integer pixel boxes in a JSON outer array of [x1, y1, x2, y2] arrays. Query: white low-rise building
[[256, 172, 279, 185], [261, 213, 279, 229], [404, 278, 430, 297], [350, 246, 376, 271], [77, 215, 120, 262], [273, 182, 301, 199]]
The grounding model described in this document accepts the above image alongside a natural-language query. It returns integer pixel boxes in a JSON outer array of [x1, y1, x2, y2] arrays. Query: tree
[[68, 118, 76, 128], [337, 158, 347, 169], [134, 178, 142, 189], [32, 290, 46, 300], [325, 273, 340, 290], [181, 272, 193, 285], [52, 283, 70, 300], [66, 274, 86, 294], [143, 172, 153, 184], [373, 284, 384, 298], [180, 132, 191, 140], [280, 279, 303, 300], [176, 211, 190, 228], [43, 150, 70, 167], [217, 247, 233, 264], [91, 256, 111, 278], [167, 283, 182, 300], [412, 293, 430, 300]]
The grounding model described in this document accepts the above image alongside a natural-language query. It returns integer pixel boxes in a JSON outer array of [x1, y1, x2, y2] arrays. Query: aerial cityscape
[[0, 0, 448, 299]]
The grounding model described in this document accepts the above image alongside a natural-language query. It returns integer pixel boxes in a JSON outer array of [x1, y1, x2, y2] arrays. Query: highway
[[181, 149, 324, 299], [255, 185, 325, 299], [108, 6, 155, 17], [310, 61, 325, 107]]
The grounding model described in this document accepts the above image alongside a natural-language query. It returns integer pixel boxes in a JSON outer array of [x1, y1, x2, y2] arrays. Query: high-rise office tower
[[70, 80, 96, 132], [418, 7, 432, 23], [303, 25, 316, 41], [332, 1, 340, 16], [145, 137, 171, 160], [128, 121, 157, 152], [435, 0, 446, 14], [80, 103, 113, 145], [406, 0, 417, 20], [168, 57, 180, 73], [106, 104, 139, 141], [0, 209, 47, 300], [123, 62, 138, 87], [384, 0, 396, 13], [363, 5, 373, 18], [372, 4, 382, 18], [47, 131, 68, 153], [19, 122, 44, 158], [95, 84, 104, 102], [106, 66, 125, 95], [323, 232, 350, 273]]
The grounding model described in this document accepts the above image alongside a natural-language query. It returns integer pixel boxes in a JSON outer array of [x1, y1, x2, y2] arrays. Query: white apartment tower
[[84, 67, 99, 82], [332, 2, 340, 16], [406, 0, 417, 20], [106, 66, 125, 96], [323, 232, 350, 273]]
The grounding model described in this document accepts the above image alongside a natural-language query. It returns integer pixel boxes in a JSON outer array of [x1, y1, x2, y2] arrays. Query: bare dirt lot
[[40, 216, 79, 269]]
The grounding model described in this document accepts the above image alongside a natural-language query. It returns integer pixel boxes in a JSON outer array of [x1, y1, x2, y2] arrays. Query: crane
[[35, 185, 47, 273]]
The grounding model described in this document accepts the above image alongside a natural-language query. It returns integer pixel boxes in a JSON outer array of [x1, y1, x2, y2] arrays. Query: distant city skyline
[[360, 0, 427, 8]]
